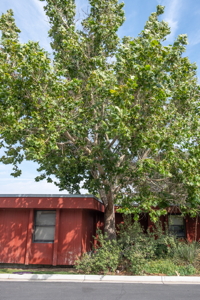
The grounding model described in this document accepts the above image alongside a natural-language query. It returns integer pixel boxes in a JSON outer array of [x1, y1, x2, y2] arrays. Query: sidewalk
[[0, 273, 200, 284]]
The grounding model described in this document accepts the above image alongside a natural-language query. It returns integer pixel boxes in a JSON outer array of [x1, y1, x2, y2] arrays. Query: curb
[[0, 274, 200, 284]]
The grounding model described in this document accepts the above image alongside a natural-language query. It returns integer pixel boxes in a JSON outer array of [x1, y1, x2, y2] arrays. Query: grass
[[0, 268, 76, 275], [143, 259, 197, 276], [0, 265, 200, 276]]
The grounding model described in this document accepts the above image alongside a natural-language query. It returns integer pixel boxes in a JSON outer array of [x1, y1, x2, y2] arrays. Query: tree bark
[[104, 201, 116, 240]]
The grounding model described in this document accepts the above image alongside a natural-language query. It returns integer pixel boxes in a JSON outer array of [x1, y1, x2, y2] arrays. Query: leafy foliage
[[143, 259, 196, 276], [76, 218, 179, 275], [75, 230, 121, 274], [117, 216, 177, 274], [173, 241, 200, 265], [118, 216, 177, 259], [75, 219, 200, 275], [1, 1, 200, 238]]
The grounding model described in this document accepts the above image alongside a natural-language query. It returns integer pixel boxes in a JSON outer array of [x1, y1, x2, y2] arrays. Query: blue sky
[[0, 0, 200, 194]]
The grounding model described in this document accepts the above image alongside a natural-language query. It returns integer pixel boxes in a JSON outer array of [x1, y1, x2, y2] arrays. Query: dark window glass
[[168, 215, 185, 238], [34, 211, 56, 242]]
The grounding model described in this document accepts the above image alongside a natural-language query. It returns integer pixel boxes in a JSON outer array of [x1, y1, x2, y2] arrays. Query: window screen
[[168, 215, 185, 238], [34, 211, 56, 242]]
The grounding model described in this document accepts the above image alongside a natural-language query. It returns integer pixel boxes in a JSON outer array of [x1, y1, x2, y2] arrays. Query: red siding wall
[[26, 209, 55, 265], [81, 210, 96, 253], [57, 209, 82, 265], [0, 209, 29, 264], [0, 208, 99, 265], [29, 243, 54, 265], [186, 216, 200, 242]]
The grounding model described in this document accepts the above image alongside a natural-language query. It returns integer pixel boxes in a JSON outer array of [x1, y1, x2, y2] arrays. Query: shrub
[[115, 216, 177, 274], [75, 231, 121, 274], [122, 246, 146, 274], [118, 216, 177, 259], [75, 218, 199, 275], [173, 241, 200, 265]]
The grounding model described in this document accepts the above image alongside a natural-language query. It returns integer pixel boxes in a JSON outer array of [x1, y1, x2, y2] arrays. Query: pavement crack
[[115, 283, 126, 300]]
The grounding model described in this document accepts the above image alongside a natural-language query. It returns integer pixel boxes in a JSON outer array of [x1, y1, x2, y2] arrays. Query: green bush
[[173, 242, 200, 265], [75, 231, 121, 274], [122, 246, 146, 274], [143, 259, 196, 276], [118, 216, 177, 259], [75, 217, 199, 275], [116, 216, 178, 274]]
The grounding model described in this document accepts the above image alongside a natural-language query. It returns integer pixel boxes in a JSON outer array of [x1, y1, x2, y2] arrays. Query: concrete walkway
[[0, 273, 200, 284]]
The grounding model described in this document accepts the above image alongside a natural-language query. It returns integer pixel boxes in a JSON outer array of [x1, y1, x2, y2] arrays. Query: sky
[[0, 0, 200, 194]]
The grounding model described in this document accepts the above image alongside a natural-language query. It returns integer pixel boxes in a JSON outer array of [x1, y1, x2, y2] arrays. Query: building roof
[[0, 194, 104, 211]]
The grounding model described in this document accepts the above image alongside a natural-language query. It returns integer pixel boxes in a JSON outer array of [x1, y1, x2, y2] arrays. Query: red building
[[0, 194, 199, 266], [0, 194, 104, 266]]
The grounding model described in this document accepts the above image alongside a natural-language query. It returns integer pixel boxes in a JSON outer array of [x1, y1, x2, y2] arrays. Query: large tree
[[1, 1, 200, 239]]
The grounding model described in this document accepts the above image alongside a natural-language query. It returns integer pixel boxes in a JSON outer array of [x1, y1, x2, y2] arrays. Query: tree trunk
[[104, 202, 116, 240]]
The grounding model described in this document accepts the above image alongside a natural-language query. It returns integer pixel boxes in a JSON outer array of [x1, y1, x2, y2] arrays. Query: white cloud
[[0, 170, 89, 194], [0, 158, 89, 194], [0, 178, 64, 194], [32, 0, 47, 18], [157, 0, 183, 42], [0, 147, 65, 194], [0, 161, 66, 194], [1, 0, 51, 51]]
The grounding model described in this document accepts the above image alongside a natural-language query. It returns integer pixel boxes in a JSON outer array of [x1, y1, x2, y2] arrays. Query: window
[[34, 211, 56, 243], [168, 215, 185, 238]]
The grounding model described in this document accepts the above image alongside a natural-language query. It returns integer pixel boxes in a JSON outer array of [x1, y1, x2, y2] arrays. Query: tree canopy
[[1, 0, 200, 239]]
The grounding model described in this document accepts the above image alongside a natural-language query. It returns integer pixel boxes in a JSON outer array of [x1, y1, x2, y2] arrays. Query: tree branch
[[107, 136, 118, 149]]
